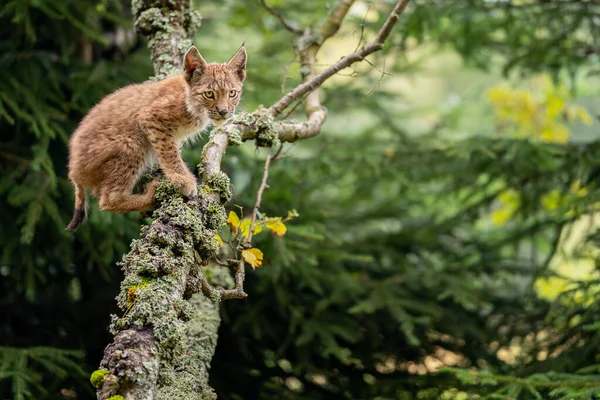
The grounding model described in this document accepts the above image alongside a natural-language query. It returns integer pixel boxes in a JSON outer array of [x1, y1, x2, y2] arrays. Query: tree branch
[[226, 0, 410, 144], [95, 1, 221, 399], [269, 0, 410, 117], [246, 153, 274, 245], [320, 0, 357, 42], [259, 0, 303, 34]]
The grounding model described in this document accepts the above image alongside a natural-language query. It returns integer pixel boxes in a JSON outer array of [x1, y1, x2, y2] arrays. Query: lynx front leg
[[147, 131, 198, 198]]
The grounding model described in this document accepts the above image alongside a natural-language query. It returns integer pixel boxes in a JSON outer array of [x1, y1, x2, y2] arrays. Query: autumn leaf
[[215, 233, 223, 247], [287, 209, 299, 219], [238, 219, 263, 238], [239, 219, 251, 237], [265, 217, 287, 236], [227, 211, 240, 233], [242, 248, 263, 269]]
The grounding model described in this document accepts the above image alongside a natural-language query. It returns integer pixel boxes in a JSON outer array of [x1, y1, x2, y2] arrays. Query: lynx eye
[[228, 90, 237, 98], [203, 91, 215, 99]]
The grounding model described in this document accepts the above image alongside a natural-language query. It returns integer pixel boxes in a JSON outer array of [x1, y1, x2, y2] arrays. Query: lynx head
[[183, 44, 247, 126]]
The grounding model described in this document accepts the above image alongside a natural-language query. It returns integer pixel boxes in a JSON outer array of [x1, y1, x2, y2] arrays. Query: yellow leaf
[[239, 219, 251, 238], [287, 209, 299, 219], [570, 180, 588, 197], [237, 219, 263, 238], [242, 248, 263, 269], [535, 276, 569, 301], [227, 211, 240, 233], [569, 105, 593, 126], [265, 217, 287, 236], [490, 208, 512, 226], [541, 189, 562, 211], [215, 233, 223, 247], [545, 92, 566, 120], [540, 123, 569, 144]]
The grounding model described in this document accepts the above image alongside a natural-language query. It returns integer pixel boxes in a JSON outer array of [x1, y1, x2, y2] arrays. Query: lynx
[[66, 45, 246, 231]]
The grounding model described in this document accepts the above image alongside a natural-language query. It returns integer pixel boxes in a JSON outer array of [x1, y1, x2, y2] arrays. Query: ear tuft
[[227, 44, 247, 82], [184, 46, 207, 82]]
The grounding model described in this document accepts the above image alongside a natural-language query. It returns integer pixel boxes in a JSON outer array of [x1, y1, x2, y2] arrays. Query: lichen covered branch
[[132, 0, 201, 79], [95, 1, 225, 399], [95, 180, 226, 400]]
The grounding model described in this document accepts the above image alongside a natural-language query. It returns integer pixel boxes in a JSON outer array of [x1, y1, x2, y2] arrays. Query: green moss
[[90, 369, 109, 387], [107, 396, 125, 400]]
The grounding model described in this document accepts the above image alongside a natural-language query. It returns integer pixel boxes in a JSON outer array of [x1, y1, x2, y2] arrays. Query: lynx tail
[[66, 183, 87, 231]]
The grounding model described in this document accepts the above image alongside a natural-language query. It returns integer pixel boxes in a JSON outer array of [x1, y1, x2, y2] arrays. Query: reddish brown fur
[[66, 45, 247, 231]]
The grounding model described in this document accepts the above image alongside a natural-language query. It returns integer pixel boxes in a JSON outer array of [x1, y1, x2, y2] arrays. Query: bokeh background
[[1, 0, 600, 399]]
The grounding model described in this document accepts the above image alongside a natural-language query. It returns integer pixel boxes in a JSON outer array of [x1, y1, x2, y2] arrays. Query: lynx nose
[[218, 109, 228, 117]]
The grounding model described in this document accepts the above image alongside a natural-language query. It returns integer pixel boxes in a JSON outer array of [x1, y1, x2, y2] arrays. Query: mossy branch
[[96, 1, 222, 399]]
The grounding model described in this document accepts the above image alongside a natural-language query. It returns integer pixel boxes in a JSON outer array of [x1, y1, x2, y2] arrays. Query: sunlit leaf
[[265, 217, 287, 236], [242, 248, 263, 269], [227, 211, 240, 233]]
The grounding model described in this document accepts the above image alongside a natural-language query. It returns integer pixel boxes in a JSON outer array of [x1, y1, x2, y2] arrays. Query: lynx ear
[[227, 44, 247, 82], [184, 46, 207, 82]]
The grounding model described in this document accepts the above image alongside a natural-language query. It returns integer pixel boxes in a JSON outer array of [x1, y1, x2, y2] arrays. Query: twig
[[223, 0, 411, 143], [269, 0, 411, 116], [200, 261, 248, 300], [365, 58, 391, 95], [280, 92, 311, 120], [246, 153, 273, 245], [259, 0, 303, 34], [353, 4, 370, 52]]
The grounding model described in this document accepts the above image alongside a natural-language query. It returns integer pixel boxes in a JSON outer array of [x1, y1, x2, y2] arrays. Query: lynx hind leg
[[99, 179, 159, 213], [97, 156, 158, 213]]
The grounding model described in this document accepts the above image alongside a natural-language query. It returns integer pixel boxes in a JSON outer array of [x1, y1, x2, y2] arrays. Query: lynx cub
[[66, 45, 247, 231]]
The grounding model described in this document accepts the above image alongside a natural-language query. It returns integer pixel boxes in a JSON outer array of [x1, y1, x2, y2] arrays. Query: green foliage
[[405, 0, 600, 77], [0, 347, 85, 400]]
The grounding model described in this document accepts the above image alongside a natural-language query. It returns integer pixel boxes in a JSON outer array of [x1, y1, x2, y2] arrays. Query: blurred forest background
[[1, 0, 600, 399]]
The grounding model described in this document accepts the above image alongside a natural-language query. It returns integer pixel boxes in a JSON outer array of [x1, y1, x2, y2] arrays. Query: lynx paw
[[171, 173, 198, 198]]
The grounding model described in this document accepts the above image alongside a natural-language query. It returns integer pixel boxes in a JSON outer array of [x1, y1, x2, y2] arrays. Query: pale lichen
[[228, 109, 280, 148]]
